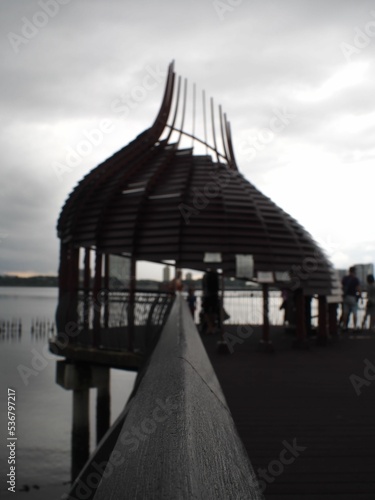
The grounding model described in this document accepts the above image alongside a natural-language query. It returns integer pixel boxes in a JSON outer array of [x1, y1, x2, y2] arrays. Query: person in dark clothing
[[341, 266, 361, 329], [202, 269, 220, 334], [361, 274, 375, 330], [187, 286, 197, 319]]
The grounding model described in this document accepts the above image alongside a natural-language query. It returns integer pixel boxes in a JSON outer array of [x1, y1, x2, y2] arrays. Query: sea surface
[[0, 287, 137, 497]]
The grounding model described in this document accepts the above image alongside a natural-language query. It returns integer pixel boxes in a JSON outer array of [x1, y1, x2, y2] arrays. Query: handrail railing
[[67, 294, 262, 499], [71, 290, 174, 352]]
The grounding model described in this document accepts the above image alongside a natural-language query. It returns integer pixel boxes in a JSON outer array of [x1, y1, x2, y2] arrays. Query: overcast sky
[[1, 0, 375, 280]]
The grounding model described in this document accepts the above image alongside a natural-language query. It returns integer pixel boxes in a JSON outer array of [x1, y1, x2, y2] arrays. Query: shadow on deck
[[202, 326, 375, 499]]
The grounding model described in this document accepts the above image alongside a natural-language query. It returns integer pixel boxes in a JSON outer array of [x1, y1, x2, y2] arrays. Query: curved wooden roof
[[57, 62, 335, 294]]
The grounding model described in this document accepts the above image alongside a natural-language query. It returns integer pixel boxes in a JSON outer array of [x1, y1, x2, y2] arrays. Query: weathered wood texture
[[90, 294, 261, 499]]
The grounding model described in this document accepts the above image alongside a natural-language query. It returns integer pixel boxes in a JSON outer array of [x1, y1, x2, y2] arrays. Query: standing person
[[169, 269, 183, 294], [187, 286, 197, 319], [341, 266, 361, 330], [361, 274, 375, 330], [279, 289, 288, 325], [202, 269, 220, 334]]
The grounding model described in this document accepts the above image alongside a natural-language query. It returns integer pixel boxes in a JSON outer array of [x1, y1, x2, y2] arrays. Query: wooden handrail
[[67, 294, 262, 499]]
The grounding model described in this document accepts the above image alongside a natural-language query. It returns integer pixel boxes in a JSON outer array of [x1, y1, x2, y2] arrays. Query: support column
[[56, 242, 69, 335], [328, 302, 338, 337], [304, 295, 312, 336], [294, 288, 308, 349], [96, 368, 110, 444], [69, 246, 80, 323], [217, 271, 231, 353], [104, 254, 110, 329], [56, 361, 109, 483], [83, 248, 91, 332], [259, 284, 274, 352], [71, 388, 90, 481], [262, 283, 270, 343], [128, 257, 136, 352], [57, 243, 79, 342], [317, 295, 328, 345], [93, 251, 102, 348]]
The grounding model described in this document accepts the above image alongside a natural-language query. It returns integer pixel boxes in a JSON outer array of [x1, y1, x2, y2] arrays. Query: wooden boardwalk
[[202, 326, 375, 499]]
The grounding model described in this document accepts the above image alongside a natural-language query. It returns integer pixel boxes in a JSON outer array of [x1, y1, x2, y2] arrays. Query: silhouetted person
[[202, 269, 220, 334], [341, 266, 361, 329], [169, 269, 183, 294], [362, 274, 375, 330], [187, 286, 197, 319]]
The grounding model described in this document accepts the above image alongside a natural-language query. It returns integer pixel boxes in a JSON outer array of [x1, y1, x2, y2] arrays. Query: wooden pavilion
[[55, 61, 340, 356]]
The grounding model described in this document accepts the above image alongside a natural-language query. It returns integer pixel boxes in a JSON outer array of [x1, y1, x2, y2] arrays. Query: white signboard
[[274, 271, 290, 282], [257, 271, 274, 283], [204, 252, 222, 263], [235, 254, 254, 279]]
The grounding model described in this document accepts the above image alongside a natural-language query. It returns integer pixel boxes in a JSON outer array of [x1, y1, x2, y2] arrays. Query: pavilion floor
[[202, 325, 375, 499]]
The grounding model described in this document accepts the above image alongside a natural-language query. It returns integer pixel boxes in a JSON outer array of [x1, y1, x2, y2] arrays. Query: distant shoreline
[[0, 276, 58, 287]]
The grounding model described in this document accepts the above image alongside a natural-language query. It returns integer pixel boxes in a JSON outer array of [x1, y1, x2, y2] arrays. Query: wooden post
[[317, 295, 328, 345], [128, 257, 136, 352], [104, 254, 110, 329], [328, 302, 338, 337], [67, 245, 80, 325], [96, 368, 110, 444], [304, 295, 312, 336], [71, 387, 90, 481], [294, 288, 308, 348], [56, 242, 69, 335], [93, 251, 102, 348], [83, 248, 91, 332], [262, 283, 270, 343], [259, 283, 274, 352], [57, 243, 79, 334]]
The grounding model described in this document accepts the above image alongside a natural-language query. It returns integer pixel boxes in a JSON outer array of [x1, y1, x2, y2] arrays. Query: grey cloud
[[1, 0, 375, 275]]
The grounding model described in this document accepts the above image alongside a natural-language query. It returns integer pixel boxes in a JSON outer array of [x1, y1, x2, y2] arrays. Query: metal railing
[[74, 290, 174, 352]]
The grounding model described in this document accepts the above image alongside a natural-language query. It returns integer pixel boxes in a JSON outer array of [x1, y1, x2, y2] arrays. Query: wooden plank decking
[[202, 326, 375, 499]]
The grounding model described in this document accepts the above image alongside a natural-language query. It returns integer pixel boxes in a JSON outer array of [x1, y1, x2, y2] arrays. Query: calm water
[[0, 287, 136, 495]]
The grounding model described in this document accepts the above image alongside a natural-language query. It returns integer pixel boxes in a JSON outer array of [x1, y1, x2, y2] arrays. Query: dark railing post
[[262, 283, 270, 342], [294, 288, 308, 348], [93, 251, 102, 348], [104, 254, 110, 329], [56, 242, 69, 335], [317, 295, 328, 345], [260, 283, 274, 352], [96, 367, 110, 444], [83, 248, 91, 332], [328, 302, 338, 337], [127, 257, 136, 352]]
